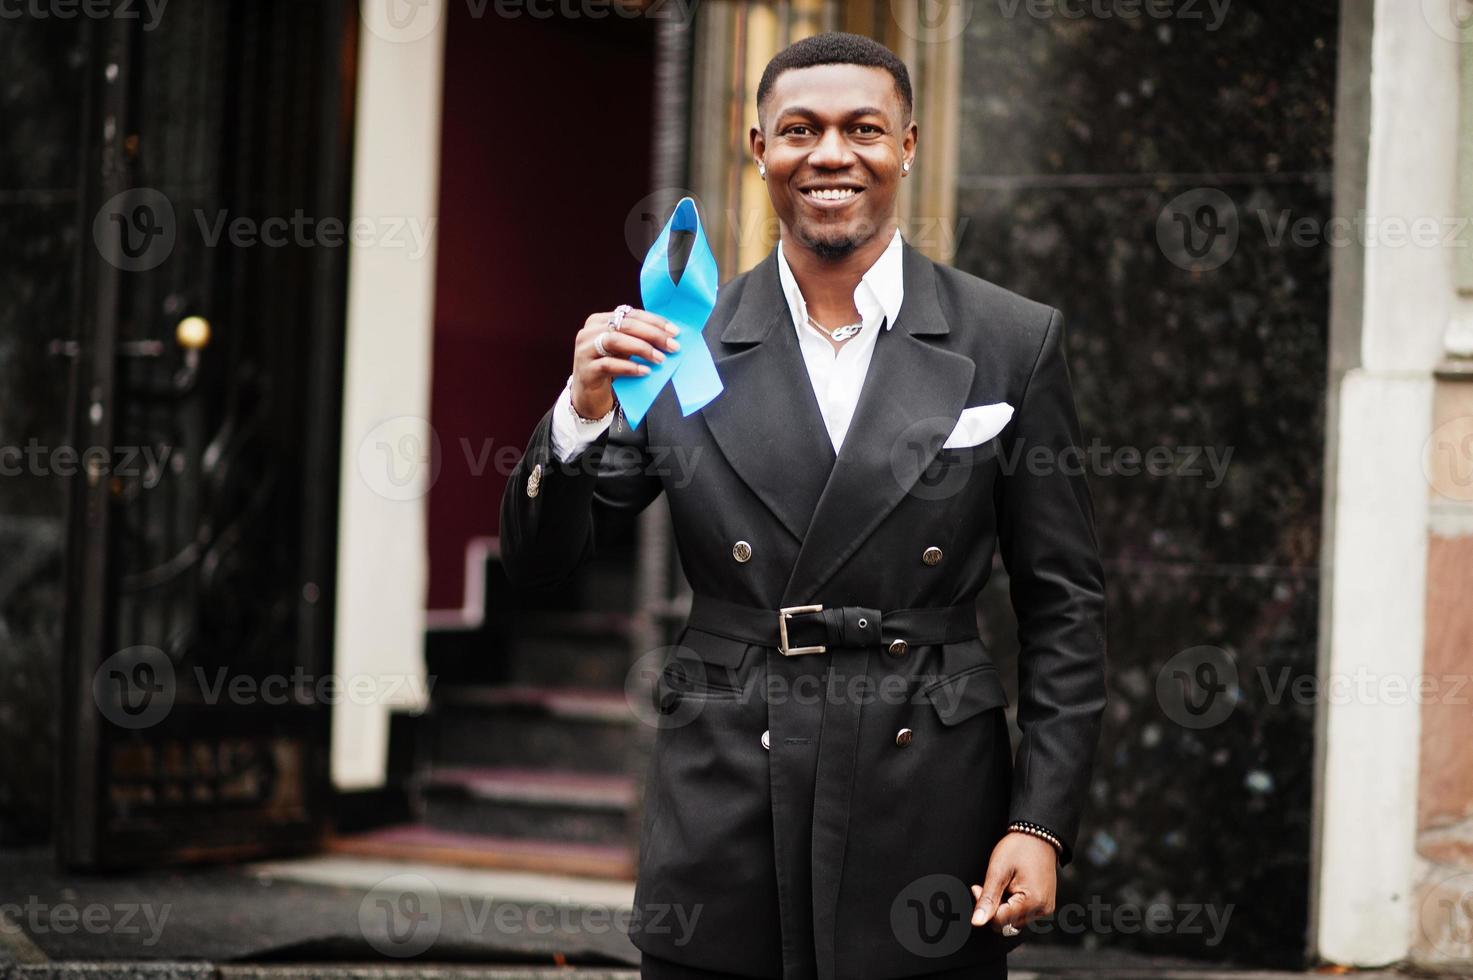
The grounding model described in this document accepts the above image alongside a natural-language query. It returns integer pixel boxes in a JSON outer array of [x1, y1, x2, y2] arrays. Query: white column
[[1314, 0, 1466, 964], [331, 1, 447, 790]]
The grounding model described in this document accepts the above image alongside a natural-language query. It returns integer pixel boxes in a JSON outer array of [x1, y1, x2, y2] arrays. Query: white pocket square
[[942, 402, 1014, 449]]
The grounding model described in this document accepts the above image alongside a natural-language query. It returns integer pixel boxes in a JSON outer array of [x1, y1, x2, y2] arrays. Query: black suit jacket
[[500, 240, 1108, 980]]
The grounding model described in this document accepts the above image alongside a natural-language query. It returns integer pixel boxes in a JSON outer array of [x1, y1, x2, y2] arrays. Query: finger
[[971, 863, 1012, 927], [594, 330, 667, 365], [988, 892, 1031, 933], [587, 356, 651, 377], [615, 319, 681, 352], [622, 309, 680, 335]]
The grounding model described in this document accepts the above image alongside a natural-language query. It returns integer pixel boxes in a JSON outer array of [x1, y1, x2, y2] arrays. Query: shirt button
[[732, 540, 753, 563], [887, 638, 908, 658], [526, 463, 543, 498], [895, 728, 914, 747], [921, 546, 943, 566]]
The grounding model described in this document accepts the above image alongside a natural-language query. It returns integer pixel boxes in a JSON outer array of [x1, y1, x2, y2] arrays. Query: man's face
[[751, 63, 917, 261]]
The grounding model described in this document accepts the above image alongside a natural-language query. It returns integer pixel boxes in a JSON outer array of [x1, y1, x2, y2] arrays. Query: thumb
[[971, 859, 1012, 926]]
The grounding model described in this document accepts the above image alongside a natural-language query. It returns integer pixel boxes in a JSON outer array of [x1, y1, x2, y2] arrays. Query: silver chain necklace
[[806, 312, 863, 342]]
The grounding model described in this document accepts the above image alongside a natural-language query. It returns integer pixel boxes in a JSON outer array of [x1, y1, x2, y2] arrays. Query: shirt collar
[[775, 228, 905, 335]]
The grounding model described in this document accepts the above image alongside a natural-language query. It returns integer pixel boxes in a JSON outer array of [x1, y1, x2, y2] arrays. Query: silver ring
[[609, 304, 634, 331], [1001, 924, 1020, 937], [593, 331, 612, 357]]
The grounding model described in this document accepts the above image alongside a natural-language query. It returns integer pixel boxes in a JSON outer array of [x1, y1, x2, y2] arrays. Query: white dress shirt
[[549, 229, 905, 462]]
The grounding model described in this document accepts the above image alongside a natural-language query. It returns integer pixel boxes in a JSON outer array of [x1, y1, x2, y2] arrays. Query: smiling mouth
[[801, 186, 863, 206]]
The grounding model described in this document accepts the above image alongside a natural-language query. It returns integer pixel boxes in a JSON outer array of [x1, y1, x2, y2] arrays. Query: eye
[[783, 125, 814, 136]]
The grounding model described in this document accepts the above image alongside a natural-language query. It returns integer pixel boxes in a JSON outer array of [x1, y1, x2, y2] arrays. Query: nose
[[808, 125, 856, 169]]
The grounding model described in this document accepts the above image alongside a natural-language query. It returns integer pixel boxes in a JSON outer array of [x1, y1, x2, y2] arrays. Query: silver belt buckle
[[778, 604, 826, 656]]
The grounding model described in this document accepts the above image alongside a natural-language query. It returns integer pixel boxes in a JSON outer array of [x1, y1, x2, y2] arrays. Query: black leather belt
[[687, 593, 978, 656]]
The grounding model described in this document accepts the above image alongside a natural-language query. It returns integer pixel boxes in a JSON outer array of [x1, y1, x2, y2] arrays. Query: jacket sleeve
[[992, 308, 1109, 868], [499, 400, 664, 590]]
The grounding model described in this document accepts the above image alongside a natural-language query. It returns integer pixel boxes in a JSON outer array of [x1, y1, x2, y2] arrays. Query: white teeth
[[806, 187, 858, 200]]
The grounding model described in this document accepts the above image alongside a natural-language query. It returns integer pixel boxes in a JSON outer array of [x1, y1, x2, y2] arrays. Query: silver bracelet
[[566, 374, 616, 425], [1008, 820, 1063, 857]]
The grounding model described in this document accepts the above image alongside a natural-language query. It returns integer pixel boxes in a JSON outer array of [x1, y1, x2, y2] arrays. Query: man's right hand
[[572, 308, 682, 418]]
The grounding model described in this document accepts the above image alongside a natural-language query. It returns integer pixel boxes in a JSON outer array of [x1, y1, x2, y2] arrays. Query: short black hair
[[756, 32, 913, 126]]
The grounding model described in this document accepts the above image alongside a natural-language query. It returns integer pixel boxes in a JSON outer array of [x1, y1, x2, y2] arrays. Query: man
[[500, 32, 1107, 980]]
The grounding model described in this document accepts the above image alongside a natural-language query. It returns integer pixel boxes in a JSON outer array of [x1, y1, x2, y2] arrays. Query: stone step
[[420, 766, 636, 846], [327, 823, 634, 880], [430, 685, 636, 774], [504, 611, 638, 689]]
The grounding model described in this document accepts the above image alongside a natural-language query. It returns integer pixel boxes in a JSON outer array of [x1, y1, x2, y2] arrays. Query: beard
[[809, 236, 859, 261], [792, 211, 885, 261]]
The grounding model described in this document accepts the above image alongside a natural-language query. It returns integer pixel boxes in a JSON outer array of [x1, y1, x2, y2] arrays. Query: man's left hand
[[970, 831, 1057, 934]]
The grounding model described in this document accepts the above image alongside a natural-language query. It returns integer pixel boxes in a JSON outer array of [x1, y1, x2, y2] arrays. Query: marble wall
[[956, 1, 1338, 966]]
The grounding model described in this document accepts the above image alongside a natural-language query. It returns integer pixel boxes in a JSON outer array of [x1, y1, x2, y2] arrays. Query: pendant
[[830, 323, 862, 341]]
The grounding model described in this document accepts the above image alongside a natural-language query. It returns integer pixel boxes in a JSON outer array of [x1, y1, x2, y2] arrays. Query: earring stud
[[902, 160, 912, 173], [758, 162, 766, 178]]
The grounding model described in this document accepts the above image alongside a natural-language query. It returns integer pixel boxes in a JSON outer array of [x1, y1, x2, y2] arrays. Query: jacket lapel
[[780, 243, 975, 604], [698, 247, 838, 544]]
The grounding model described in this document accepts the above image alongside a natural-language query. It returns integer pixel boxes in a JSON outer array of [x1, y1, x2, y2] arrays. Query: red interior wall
[[427, 10, 657, 610]]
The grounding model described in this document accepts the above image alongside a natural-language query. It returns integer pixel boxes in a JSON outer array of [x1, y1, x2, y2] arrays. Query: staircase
[[331, 518, 674, 880]]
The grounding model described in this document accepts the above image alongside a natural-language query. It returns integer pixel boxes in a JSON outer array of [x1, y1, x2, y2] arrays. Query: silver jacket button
[[887, 638, 908, 658], [761, 729, 771, 750], [895, 728, 914, 747], [732, 540, 753, 563], [526, 463, 543, 498], [921, 546, 942, 566]]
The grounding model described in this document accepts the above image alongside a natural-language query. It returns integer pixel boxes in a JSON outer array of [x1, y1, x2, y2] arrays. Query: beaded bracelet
[[1008, 820, 1063, 857]]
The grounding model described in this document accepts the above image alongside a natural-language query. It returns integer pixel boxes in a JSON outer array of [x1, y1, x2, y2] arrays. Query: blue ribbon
[[612, 196, 723, 429]]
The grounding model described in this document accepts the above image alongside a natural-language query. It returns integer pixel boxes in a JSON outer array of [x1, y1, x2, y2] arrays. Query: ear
[[903, 119, 918, 159], [749, 125, 765, 162]]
